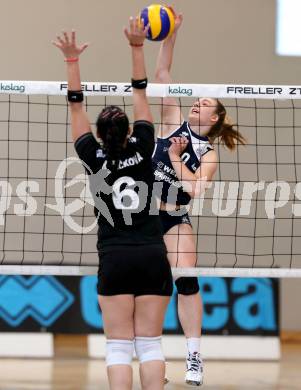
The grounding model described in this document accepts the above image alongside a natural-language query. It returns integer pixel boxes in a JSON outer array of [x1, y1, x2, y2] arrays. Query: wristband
[[131, 78, 148, 89], [130, 43, 143, 47], [67, 90, 84, 103], [64, 57, 79, 63]]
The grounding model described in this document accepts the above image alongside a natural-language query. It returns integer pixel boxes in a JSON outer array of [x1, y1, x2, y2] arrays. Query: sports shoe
[[185, 352, 204, 386]]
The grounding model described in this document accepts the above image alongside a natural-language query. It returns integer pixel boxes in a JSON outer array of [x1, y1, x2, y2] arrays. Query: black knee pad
[[175, 277, 199, 295]]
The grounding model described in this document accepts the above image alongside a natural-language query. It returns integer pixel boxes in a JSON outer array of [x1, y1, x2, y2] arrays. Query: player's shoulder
[[175, 121, 191, 138], [133, 120, 154, 132], [131, 120, 155, 158], [132, 120, 155, 142], [74, 131, 95, 146], [162, 121, 189, 139]]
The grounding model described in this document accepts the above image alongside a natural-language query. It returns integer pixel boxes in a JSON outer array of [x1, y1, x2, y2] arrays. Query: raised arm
[[52, 31, 90, 142], [155, 9, 184, 135], [124, 17, 152, 123]]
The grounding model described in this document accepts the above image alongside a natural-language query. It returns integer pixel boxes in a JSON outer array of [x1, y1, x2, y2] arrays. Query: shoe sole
[[186, 379, 202, 386]]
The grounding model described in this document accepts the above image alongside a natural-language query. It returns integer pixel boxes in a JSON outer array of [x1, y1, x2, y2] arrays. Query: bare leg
[[98, 295, 135, 390], [135, 295, 170, 390], [178, 292, 202, 338], [164, 223, 202, 338], [164, 223, 204, 385]]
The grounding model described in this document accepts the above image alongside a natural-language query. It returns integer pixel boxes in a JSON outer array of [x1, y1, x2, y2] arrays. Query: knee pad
[[175, 277, 199, 295], [135, 337, 164, 364], [106, 339, 134, 367]]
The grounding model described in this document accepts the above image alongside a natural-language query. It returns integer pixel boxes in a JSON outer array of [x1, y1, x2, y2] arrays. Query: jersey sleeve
[[74, 132, 102, 174], [132, 120, 155, 158]]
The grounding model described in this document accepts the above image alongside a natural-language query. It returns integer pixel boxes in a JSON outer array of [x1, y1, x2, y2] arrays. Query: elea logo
[[168, 86, 193, 97], [0, 83, 25, 93]]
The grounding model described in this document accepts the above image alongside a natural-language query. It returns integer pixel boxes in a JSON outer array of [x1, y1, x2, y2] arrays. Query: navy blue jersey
[[152, 121, 214, 205], [75, 120, 164, 249]]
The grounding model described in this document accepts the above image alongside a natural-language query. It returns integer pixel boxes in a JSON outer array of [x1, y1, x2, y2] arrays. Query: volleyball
[[140, 4, 175, 41]]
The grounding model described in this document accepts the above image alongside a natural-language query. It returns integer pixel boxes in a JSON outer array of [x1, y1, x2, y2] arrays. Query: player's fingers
[[62, 30, 70, 45], [71, 30, 76, 45], [143, 23, 150, 35], [167, 5, 176, 16], [124, 27, 130, 40], [52, 40, 62, 49], [129, 16, 135, 33], [181, 136, 188, 143], [56, 35, 64, 45], [79, 43, 89, 53], [135, 16, 140, 31]]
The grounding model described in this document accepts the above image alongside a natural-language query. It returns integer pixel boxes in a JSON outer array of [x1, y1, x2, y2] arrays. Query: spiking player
[[153, 8, 246, 386]]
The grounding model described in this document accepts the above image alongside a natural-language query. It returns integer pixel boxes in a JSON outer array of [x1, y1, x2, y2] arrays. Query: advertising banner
[[0, 276, 279, 336]]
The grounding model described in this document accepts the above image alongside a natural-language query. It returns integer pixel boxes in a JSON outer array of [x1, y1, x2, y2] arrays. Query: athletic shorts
[[159, 209, 192, 235], [97, 244, 173, 296]]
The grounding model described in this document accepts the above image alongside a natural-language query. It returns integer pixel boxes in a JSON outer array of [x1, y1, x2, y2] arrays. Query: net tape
[[2, 80, 301, 99]]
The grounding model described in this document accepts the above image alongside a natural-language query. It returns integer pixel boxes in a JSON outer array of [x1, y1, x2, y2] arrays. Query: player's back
[[75, 120, 164, 249]]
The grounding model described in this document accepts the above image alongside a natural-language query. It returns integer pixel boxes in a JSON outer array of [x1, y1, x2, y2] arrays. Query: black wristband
[[67, 90, 84, 103], [131, 78, 148, 89]]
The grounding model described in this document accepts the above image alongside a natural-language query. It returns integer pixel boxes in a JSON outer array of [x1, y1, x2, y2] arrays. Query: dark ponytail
[[96, 105, 129, 171], [208, 99, 246, 150]]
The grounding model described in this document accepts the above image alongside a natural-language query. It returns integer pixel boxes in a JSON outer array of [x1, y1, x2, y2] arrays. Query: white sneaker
[[185, 352, 204, 386]]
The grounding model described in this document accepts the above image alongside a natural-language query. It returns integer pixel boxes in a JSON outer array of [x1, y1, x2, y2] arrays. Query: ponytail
[[105, 125, 125, 170], [208, 100, 246, 151], [96, 106, 129, 171]]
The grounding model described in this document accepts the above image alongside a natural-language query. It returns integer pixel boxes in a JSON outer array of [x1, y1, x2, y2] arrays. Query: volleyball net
[[0, 81, 301, 277]]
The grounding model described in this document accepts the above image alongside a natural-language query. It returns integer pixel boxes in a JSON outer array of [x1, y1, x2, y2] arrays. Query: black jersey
[[75, 120, 163, 249], [152, 121, 214, 205]]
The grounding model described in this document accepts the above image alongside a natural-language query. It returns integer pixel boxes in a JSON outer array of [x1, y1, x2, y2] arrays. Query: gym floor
[[0, 336, 300, 389]]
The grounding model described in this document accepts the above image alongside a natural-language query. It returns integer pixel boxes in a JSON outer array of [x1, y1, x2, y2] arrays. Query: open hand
[[168, 136, 188, 157], [124, 16, 149, 46], [167, 6, 183, 33], [52, 30, 89, 59]]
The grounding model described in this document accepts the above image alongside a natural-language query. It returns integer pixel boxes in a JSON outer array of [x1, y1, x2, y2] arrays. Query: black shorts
[[97, 244, 173, 296], [159, 209, 192, 235]]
